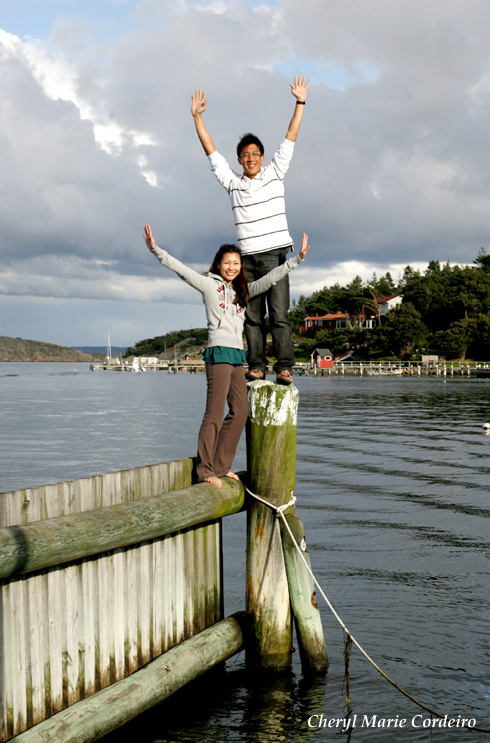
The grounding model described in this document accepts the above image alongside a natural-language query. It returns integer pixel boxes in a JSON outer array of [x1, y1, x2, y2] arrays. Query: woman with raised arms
[[143, 224, 310, 487]]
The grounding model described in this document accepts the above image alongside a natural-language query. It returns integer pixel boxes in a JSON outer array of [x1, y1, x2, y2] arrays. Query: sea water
[[1, 363, 489, 742]]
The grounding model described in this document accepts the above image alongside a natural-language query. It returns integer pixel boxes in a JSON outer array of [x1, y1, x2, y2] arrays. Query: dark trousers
[[242, 248, 295, 373], [196, 363, 249, 481]]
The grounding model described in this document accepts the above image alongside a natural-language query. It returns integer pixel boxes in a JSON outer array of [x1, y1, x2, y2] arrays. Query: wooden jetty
[[0, 382, 327, 742], [303, 360, 479, 377]]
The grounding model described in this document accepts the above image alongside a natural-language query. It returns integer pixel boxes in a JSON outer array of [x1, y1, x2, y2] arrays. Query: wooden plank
[[13, 580, 27, 737], [96, 554, 111, 690], [174, 533, 185, 646], [64, 565, 80, 706], [150, 540, 162, 658], [112, 549, 126, 681], [46, 568, 63, 719], [162, 534, 173, 651], [79, 560, 96, 699], [126, 543, 139, 675], [138, 542, 151, 666], [1, 582, 14, 741], [26, 573, 45, 726]]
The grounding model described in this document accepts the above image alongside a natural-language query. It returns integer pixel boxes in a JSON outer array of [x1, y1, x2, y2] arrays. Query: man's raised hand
[[290, 76, 309, 102], [191, 89, 207, 116]]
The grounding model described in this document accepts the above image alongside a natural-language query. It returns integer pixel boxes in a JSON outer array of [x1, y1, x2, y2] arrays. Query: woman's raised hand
[[299, 232, 310, 259], [143, 224, 156, 251]]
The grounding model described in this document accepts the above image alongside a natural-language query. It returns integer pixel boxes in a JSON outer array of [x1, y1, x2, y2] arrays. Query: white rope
[[246, 486, 490, 734], [249, 489, 296, 515]]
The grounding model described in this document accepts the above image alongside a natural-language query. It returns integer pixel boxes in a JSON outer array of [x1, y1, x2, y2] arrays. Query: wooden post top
[[247, 380, 299, 428]]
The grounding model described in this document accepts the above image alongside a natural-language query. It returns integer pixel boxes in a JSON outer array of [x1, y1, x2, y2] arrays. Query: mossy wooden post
[[246, 380, 328, 674], [281, 513, 328, 672], [246, 380, 297, 669]]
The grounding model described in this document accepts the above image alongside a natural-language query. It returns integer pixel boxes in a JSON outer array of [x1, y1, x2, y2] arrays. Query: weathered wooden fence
[[0, 381, 328, 743], [0, 461, 245, 741]]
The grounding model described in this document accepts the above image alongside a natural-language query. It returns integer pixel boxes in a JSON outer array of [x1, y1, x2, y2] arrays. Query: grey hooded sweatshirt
[[150, 245, 303, 350]]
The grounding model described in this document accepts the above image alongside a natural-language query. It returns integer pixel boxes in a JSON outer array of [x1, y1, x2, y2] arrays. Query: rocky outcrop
[[0, 336, 99, 362]]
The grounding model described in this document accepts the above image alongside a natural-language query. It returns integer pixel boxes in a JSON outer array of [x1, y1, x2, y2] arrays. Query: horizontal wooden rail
[[0, 478, 245, 579], [10, 613, 246, 743]]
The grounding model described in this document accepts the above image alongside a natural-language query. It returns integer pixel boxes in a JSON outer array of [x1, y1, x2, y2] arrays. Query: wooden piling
[[281, 513, 328, 672], [246, 380, 328, 673], [245, 380, 298, 669]]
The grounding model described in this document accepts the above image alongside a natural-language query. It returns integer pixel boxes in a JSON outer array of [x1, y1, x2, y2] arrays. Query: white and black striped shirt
[[208, 138, 295, 255]]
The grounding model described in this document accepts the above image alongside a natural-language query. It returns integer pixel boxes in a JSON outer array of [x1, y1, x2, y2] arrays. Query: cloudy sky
[[1, 0, 490, 347]]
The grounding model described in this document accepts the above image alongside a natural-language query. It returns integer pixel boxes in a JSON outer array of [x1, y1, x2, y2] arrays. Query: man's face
[[238, 144, 264, 179]]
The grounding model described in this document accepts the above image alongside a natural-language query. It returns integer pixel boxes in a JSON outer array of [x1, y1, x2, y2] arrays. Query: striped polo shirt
[[208, 138, 295, 255]]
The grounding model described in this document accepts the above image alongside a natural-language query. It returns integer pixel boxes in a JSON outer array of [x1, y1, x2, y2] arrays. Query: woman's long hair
[[209, 244, 250, 308]]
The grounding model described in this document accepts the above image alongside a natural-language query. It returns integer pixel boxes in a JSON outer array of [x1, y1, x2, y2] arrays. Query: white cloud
[[0, 27, 158, 185], [290, 261, 431, 296], [1, 0, 490, 345], [0, 255, 208, 302]]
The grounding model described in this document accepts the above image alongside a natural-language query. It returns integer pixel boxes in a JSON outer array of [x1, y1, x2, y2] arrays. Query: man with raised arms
[[191, 76, 309, 385]]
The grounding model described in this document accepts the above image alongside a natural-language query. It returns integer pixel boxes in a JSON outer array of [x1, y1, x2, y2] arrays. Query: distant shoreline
[[0, 336, 101, 363], [0, 359, 101, 363]]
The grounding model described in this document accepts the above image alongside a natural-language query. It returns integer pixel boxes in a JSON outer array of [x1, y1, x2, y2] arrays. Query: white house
[[376, 294, 402, 316]]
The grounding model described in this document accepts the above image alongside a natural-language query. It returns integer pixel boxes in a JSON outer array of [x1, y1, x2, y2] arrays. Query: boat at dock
[[476, 367, 490, 378]]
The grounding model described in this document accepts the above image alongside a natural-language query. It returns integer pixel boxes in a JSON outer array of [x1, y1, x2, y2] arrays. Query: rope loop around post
[[247, 488, 296, 516]]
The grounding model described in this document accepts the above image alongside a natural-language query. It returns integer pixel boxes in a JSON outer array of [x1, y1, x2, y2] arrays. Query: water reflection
[[99, 665, 331, 743], [241, 670, 329, 743]]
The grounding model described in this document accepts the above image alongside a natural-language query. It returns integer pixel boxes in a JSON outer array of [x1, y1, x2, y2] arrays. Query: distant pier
[[90, 359, 490, 377]]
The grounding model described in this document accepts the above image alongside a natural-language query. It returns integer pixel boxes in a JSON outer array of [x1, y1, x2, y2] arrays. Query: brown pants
[[196, 363, 249, 482]]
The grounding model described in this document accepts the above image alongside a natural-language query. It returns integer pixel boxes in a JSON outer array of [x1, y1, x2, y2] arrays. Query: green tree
[[474, 248, 490, 271], [402, 254, 490, 335], [367, 271, 398, 296], [376, 303, 427, 357], [469, 313, 490, 359], [289, 297, 308, 332], [434, 318, 478, 360]]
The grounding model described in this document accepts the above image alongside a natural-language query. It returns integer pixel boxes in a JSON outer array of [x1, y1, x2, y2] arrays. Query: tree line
[[292, 249, 490, 361]]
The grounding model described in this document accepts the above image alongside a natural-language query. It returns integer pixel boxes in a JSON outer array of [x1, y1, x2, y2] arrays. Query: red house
[[301, 310, 379, 332], [311, 348, 333, 369], [301, 313, 349, 333]]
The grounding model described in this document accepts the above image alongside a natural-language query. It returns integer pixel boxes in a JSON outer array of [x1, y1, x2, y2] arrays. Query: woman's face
[[218, 252, 242, 285]]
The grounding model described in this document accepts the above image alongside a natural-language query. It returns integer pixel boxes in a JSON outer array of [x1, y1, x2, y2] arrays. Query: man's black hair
[[237, 133, 264, 158]]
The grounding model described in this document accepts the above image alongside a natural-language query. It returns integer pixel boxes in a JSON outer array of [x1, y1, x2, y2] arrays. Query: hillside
[[125, 328, 208, 358], [0, 336, 99, 362]]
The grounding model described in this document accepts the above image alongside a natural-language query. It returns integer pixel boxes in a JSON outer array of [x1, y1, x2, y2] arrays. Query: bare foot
[[225, 471, 239, 480], [204, 476, 222, 488]]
